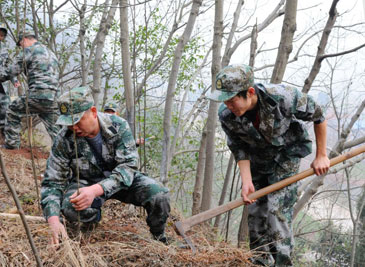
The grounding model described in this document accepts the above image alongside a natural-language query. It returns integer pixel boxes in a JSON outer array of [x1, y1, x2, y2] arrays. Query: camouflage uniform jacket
[[219, 83, 325, 175], [0, 40, 17, 87], [0, 42, 59, 100], [41, 113, 138, 219]]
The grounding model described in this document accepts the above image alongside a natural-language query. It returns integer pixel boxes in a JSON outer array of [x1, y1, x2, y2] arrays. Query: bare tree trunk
[[191, 124, 207, 215], [214, 153, 234, 228], [224, 164, 238, 241], [248, 23, 258, 67], [200, 0, 223, 212], [221, 0, 244, 67], [79, 0, 87, 86], [30, 0, 39, 39], [237, 206, 249, 248], [302, 0, 339, 93], [270, 0, 297, 84], [92, 0, 118, 107], [353, 187, 365, 266], [160, 0, 203, 185], [120, 0, 135, 125], [102, 31, 118, 107], [222, 0, 285, 65], [15, 0, 23, 96], [169, 48, 211, 161], [46, 0, 57, 52]]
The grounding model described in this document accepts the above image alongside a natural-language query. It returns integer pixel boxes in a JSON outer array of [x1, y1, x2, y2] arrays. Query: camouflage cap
[[207, 64, 254, 102], [56, 86, 94, 126], [103, 101, 118, 112], [16, 31, 36, 46]]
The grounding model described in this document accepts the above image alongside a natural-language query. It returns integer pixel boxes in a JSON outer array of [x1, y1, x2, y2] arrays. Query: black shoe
[[152, 232, 169, 244]]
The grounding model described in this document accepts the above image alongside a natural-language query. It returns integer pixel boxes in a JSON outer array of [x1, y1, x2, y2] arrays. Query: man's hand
[[241, 180, 256, 205], [69, 184, 104, 211], [311, 155, 330, 176], [13, 81, 20, 88], [48, 216, 67, 248], [238, 160, 256, 205], [136, 138, 145, 145]]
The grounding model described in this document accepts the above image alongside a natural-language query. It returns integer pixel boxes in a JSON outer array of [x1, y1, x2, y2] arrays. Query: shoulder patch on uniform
[[108, 126, 117, 134]]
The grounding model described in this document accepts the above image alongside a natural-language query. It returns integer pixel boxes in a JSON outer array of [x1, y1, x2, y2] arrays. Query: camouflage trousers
[[61, 172, 170, 236], [249, 158, 300, 266], [0, 92, 9, 132], [4, 96, 60, 148]]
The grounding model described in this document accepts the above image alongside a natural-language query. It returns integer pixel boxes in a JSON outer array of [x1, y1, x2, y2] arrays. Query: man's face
[[67, 108, 99, 138], [0, 31, 6, 41], [18, 37, 35, 48], [223, 87, 257, 117], [224, 95, 250, 117]]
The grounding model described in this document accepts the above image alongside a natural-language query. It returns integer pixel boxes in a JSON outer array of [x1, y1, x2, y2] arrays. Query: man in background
[[103, 101, 145, 146], [0, 24, 19, 136], [0, 31, 59, 149]]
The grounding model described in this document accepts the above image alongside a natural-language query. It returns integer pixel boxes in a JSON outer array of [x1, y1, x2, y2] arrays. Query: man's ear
[[247, 87, 255, 96], [90, 106, 98, 118]]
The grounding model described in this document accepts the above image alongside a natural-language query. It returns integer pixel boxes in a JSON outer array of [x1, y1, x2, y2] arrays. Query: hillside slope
[[0, 146, 254, 266]]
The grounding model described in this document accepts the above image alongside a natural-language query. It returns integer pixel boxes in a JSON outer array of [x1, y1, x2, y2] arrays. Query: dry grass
[[0, 148, 255, 267]]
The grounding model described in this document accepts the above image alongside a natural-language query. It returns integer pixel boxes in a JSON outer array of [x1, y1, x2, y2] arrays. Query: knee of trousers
[[61, 199, 79, 222], [145, 191, 170, 233], [61, 198, 98, 223]]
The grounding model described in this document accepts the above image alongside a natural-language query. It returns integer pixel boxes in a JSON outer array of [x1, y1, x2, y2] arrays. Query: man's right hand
[[47, 216, 67, 248], [237, 160, 256, 205], [241, 180, 256, 205]]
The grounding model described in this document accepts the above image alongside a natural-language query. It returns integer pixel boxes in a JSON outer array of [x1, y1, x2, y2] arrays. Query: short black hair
[[0, 28, 7, 36], [236, 90, 248, 99]]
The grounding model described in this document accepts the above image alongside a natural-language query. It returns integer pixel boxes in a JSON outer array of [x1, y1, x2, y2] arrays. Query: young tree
[[160, 0, 203, 185]]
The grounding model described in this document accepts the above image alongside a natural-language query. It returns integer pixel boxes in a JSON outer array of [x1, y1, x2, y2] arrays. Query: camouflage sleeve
[[290, 88, 325, 124], [220, 116, 250, 162], [0, 50, 26, 83], [98, 119, 139, 198], [41, 136, 71, 219]]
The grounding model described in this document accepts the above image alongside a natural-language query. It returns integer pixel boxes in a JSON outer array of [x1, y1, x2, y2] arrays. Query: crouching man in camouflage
[[208, 65, 330, 266], [0, 31, 59, 149], [41, 87, 170, 246]]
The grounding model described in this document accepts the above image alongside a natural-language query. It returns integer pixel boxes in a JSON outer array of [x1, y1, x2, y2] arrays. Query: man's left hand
[[69, 184, 104, 211], [311, 155, 330, 176]]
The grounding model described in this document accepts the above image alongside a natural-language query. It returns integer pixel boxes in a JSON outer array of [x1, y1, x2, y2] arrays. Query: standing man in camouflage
[[0, 24, 19, 136], [208, 65, 330, 266], [41, 87, 170, 247], [0, 31, 59, 149]]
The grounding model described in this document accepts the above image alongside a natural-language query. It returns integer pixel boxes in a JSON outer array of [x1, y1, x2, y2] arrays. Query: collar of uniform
[[97, 113, 118, 139], [255, 84, 278, 112]]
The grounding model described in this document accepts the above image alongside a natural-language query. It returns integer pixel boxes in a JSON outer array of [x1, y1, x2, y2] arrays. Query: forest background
[[1, 0, 365, 266]]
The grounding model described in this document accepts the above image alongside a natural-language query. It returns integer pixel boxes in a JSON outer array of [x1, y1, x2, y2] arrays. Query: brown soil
[[0, 146, 255, 267]]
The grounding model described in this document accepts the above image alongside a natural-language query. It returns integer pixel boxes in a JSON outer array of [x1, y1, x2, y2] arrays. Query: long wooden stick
[[175, 144, 365, 234], [0, 212, 44, 222]]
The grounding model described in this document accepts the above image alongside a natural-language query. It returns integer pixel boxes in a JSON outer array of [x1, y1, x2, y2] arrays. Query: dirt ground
[[0, 142, 254, 266]]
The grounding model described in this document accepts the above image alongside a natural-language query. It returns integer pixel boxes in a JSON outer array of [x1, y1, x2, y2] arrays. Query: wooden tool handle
[[178, 145, 365, 233]]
